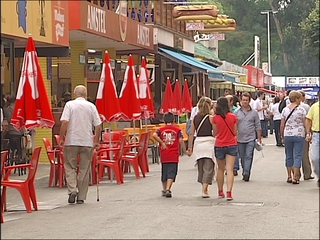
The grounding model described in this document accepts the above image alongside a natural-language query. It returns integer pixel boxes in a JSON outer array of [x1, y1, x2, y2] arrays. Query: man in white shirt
[[60, 85, 102, 204], [252, 91, 268, 138], [298, 90, 314, 180]]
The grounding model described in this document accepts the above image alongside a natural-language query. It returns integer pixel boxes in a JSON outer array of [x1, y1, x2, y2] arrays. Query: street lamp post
[[261, 10, 277, 74]]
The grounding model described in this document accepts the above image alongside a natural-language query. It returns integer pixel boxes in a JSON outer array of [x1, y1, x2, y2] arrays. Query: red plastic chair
[[97, 136, 126, 184], [54, 135, 60, 146], [1, 151, 9, 180], [1, 147, 42, 213], [1, 151, 9, 223], [42, 138, 61, 187], [121, 132, 149, 179]]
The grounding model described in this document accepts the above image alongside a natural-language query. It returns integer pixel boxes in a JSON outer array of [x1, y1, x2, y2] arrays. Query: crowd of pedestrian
[[153, 89, 320, 201]]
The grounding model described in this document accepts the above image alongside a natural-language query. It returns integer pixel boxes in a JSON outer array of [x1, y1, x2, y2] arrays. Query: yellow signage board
[[240, 76, 248, 84], [1, 0, 53, 44]]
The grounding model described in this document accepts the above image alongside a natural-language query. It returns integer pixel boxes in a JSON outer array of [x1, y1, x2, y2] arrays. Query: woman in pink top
[[212, 97, 238, 200]]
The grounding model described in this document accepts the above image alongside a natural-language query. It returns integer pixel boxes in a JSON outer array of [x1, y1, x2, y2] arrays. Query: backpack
[[278, 97, 287, 113]]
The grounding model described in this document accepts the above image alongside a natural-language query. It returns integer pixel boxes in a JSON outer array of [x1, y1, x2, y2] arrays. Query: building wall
[[36, 57, 52, 162]]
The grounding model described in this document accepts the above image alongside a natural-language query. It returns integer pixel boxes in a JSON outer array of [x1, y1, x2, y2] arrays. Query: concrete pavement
[[1, 136, 319, 239]]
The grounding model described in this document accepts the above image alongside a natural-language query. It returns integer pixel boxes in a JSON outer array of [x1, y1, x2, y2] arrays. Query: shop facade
[[1, 0, 70, 161]]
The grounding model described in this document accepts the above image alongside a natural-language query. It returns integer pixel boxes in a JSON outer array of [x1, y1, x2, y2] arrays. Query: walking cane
[[96, 151, 100, 202]]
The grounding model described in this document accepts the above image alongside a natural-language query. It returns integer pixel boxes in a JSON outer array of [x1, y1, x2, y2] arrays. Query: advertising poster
[[285, 76, 319, 100], [1, 0, 53, 44]]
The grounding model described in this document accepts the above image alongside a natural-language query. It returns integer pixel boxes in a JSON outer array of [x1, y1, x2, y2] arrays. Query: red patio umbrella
[[172, 79, 182, 116], [119, 55, 141, 120], [11, 36, 55, 130], [95, 51, 121, 122], [138, 56, 154, 119], [159, 78, 174, 114], [181, 79, 193, 113]]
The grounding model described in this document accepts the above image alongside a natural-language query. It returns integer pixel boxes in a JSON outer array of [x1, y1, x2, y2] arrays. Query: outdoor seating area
[[1, 147, 42, 223]]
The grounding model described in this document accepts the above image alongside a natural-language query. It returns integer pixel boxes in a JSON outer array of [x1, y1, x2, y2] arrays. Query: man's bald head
[[74, 85, 87, 98]]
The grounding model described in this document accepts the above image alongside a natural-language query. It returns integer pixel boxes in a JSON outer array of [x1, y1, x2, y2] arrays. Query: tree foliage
[[300, 0, 319, 58], [216, 0, 319, 76]]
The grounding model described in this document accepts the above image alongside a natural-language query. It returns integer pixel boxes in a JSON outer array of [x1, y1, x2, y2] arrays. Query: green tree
[[217, 0, 319, 76], [300, 1, 319, 58]]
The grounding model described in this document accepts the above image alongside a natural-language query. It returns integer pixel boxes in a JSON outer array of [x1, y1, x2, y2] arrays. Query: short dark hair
[[274, 96, 280, 103], [241, 92, 251, 101], [214, 97, 230, 118], [257, 91, 264, 97], [163, 112, 174, 123]]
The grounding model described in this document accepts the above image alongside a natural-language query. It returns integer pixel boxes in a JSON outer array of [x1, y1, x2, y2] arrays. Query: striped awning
[[233, 82, 256, 92], [210, 81, 232, 89]]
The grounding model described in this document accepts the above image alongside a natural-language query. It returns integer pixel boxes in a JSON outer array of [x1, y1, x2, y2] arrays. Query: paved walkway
[[1, 136, 319, 239]]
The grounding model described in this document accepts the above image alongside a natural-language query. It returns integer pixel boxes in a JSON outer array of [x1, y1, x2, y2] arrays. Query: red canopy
[[172, 79, 182, 115], [11, 36, 55, 130], [258, 87, 277, 95], [159, 78, 174, 114], [119, 55, 141, 120], [138, 57, 155, 119], [181, 79, 193, 113], [95, 51, 121, 122]]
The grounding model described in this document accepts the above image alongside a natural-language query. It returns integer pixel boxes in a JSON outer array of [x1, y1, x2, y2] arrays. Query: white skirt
[[193, 136, 215, 160], [193, 136, 217, 180]]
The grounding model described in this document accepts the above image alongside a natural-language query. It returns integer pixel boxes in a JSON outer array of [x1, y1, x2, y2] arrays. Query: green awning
[[194, 43, 222, 64]]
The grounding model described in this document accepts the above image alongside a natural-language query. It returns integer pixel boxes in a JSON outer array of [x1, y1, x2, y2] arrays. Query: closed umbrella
[[138, 56, 155, 130], [172, 79, 182, 116], [159, 78, 174, 114], [119, 55, 141, 120], [119, 55, 141, 141], [11, 36, 55, 131], [95, 51, 121, 123], [181, 79, 193, 113]]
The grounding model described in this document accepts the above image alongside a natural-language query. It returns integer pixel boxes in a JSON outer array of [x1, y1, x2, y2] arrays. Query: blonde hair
[[289, 90, 302, 103], [197, 97, 212, 115]]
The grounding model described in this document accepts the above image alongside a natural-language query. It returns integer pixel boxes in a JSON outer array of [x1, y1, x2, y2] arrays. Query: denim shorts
[[214, 145, 238, 160]]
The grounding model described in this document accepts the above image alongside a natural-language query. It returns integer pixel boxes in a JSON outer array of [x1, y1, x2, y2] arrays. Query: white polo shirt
[[60, 97, 102, 147], [252, 98, 265, 120]]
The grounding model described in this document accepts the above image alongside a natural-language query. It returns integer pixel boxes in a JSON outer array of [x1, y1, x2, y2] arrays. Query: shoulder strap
[[196, 114, 209, 135], [221, 115, 235, 136], [284, 106, 298, 125]]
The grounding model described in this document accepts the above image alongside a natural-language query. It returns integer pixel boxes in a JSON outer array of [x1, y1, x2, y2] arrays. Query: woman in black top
[[187, 97, 216, 198]]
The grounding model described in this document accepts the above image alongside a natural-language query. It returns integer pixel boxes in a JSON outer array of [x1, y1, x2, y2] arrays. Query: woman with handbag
[[212, 97, 238, 201], [280, 91, 307, 184], [187, 97, 216, 198]]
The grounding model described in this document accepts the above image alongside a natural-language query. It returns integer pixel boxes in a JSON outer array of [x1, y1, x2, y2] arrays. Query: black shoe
[[161, 190, 166, 197], [243, 175, 250, 182], [76, 200, 84, 204], [165, 190, 172, 198], [233, 171, 238, 176], [276, 144, 282, 147], [68, 192, 77, 204]]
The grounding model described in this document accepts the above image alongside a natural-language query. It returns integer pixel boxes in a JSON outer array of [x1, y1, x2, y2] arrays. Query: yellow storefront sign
[[1, 0, 52, 43], [240, 75, 248, 84]]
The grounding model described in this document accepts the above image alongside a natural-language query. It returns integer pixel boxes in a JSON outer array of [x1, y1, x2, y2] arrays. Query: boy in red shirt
[[153, 112, 187, 198]]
